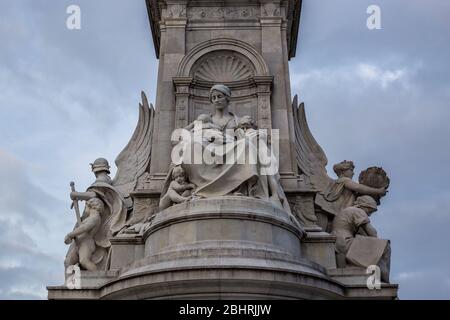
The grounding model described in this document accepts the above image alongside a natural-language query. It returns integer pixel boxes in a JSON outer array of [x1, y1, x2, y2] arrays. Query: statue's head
[[354, 195, 378, 215], [333, 160, 355, 178], [172, 166, 186, 183], [90, 158, 110, 175], [209, 84, 231, 110], [238, 115, 256, 130], [87, 197, 104, 213]]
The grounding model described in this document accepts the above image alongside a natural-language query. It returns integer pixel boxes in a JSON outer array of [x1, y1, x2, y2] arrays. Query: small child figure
[[159, 166, 196, 209], [235, 115, 257, 139], [185, 113, 232, 144], [184, 113, 221, 131], [170, 166, 196, 198]]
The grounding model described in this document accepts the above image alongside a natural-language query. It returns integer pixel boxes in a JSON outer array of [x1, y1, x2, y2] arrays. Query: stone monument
[[47, 0, 398, 299]]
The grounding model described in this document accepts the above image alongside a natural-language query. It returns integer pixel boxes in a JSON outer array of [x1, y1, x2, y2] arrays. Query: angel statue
[[65, 92, 155, 269], [159, 166, 196, 210], [291, 96, 389, 229], [314, 160, 388, 217]]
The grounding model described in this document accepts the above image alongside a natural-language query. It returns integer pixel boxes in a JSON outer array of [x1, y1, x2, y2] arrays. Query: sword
[[70, 181, 82, 225]]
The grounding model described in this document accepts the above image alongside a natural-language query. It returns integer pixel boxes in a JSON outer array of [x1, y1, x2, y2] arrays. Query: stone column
[[259, 0, 296, 181], [173, 77, 192, 128], [149, 1, 188, 186], [254, 76, 274, 131]]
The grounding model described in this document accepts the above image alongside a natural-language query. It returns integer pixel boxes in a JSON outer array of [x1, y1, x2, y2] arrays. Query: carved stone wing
[[292, 95, 331, 193], [112, 92, 155, 197]]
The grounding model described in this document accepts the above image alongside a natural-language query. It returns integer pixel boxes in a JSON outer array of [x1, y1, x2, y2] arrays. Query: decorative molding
[[187, 7, 258, 20], [193, 53, 255, 82], [173, 77, 193, 128], [262, 2, 281, 17], [165, 3, 187, 18], [177, 38, 270, 77], [175, 40, 273, 129], [290, 195, 320, 229]]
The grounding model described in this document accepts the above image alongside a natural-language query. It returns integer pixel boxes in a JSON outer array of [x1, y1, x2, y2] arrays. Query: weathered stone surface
[[48, 0, 398, 300], [301, 232, 337, 269]]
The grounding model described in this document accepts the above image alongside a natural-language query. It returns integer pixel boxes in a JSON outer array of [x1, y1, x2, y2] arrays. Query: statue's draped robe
[[66, 181, 128, 270], [315, 177, 355, 216], [165, 113, 293, 216]]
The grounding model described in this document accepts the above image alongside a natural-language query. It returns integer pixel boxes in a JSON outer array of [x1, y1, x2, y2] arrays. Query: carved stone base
[[301, 231, 337, 269], [327, 267, 398, 299], [48, 197, 397, 300]]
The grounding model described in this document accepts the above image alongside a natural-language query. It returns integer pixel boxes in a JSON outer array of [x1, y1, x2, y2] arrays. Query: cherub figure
[[235, 115, 257, 139], [64, 198, 104, 271], [159, 166, 196, 209]]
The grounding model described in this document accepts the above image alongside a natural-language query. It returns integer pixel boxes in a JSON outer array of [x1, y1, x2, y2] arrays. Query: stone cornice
[[146, 0, 303, 59]]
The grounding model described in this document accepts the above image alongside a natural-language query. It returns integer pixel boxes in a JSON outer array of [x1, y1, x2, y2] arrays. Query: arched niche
[[173, 38, 273, 129]]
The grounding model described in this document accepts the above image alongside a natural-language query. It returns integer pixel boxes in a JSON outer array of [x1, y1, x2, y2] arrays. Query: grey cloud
[[292, 0, 450, 299], [0, 150, 57, 228], [0, 0, 449, 299], [0, 150, 70, 299], [0, 218, 63, 300], [376, 192, 450, 299]]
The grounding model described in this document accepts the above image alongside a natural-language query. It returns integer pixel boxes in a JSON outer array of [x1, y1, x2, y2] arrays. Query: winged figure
[[291, 95, 388, 221], [113, 91, 155, 198], [65, 92, 155, 269]]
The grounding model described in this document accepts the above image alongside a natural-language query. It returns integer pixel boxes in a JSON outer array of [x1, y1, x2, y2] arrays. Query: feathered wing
[[291, 95, 332, 193], [112, 92, 155, 197]]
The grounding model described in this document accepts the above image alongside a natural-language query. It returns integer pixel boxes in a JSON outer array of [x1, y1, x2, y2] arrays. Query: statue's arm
[[359, 222, 378, 237], [344, 180, 386, 196], [171, 181, 195, 192], [168, 190, 189, 203], [70, 191, 96, 201], [170, 181, 184, 193], [65, 214, 99, 243], [184, 122, 195, 131]]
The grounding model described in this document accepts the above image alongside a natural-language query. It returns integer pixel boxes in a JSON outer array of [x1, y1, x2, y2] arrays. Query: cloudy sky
[[0, 0, 449, 299]]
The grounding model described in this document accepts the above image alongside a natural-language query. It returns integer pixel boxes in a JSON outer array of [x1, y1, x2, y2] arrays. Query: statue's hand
[[70, 192, 79, 201], [378, 187, 388, 196], [64, 234, 73, 245]]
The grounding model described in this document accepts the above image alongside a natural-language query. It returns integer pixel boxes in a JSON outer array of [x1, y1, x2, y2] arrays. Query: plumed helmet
[[354, 195, 378, 210], [90, 158, 111, 174]]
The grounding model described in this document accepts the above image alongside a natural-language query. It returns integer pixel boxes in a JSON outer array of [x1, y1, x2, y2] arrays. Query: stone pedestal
[[48, 0, 398, 300], [301, 231, 337, 269], [48, 197, 397, 299]]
